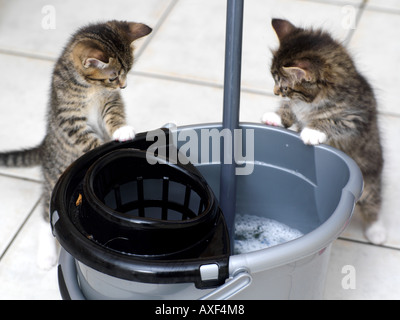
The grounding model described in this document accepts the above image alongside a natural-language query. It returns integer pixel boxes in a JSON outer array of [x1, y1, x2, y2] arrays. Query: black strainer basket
[[51, 131, 230, 291]]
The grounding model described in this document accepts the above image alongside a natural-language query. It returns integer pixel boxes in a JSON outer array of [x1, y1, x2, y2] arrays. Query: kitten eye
[[109, 76, 118, 82]]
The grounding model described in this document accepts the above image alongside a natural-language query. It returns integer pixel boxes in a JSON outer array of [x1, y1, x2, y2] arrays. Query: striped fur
[[0, 21, 152, 221], [268, 19, 384, 242], [0, 146, 42, 167]]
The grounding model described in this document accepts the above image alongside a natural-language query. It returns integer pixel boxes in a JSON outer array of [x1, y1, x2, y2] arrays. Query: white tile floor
[[0, 0, 399, 300]]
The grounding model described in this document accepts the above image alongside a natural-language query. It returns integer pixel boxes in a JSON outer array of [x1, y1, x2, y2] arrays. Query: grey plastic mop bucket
[[52, 123, 362, 300]]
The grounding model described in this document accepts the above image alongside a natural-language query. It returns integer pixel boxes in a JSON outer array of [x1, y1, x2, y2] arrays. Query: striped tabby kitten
[[0, 20, 152, 268], [262, 19, 385, 244]]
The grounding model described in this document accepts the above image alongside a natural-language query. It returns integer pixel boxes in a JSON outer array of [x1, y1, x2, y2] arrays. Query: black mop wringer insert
[[51, 131, 231, 292]]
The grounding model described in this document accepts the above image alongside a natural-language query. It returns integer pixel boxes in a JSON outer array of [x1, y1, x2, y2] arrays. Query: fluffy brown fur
[[263, 19, 385, 244]]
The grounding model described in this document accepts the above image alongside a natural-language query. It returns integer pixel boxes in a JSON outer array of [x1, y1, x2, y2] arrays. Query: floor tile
[[123, 74, 278, 134], [0, 53, 50, 180], [0, 54, 49, 151], [135, 0, 359, 92], [134, 0, 227, 86], [0, 168, 42, 182], [123, 74, 224, 132], [240, 93, 280, 124], [0, 0, 174, 58], [310, 0, 363, 5], [324, 239, 400, 299], [0, 175, 42, 256], [0, 205, 60, 300], [367, 0, 400, 12]]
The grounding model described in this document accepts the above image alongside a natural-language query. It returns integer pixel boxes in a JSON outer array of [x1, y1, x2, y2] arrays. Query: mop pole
[[220, 0, 244, 249]]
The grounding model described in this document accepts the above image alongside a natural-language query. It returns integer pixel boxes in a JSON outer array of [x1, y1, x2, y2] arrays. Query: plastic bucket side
[[55, 123, 362, 300], [175, 123, 362, 299]]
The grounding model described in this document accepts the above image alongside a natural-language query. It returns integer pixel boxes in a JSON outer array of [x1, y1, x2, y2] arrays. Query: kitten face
[[82, 56, 128, 89], [270, 19, 340, 103], [271, 69, 319, 102], [71, 21, 152, 90]]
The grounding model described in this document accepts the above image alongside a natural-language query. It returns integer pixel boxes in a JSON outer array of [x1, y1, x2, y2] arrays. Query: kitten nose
[[273, 85, 280, 95], [119, 79, 127, 89]]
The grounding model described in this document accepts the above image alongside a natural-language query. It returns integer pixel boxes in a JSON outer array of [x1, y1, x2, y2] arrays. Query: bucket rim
[[222, 122, 363, 274], [52, 122, 363, 286]]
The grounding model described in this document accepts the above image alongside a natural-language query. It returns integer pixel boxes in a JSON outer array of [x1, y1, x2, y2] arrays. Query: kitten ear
[[283, 60, 313, 82], [272, 19, 296, 41], [84, 57, 106, 69], [83, 57, 114, 69], [126, 22, 152, 43], [282, 66, 310, 82], [73, 40, 111, 69]]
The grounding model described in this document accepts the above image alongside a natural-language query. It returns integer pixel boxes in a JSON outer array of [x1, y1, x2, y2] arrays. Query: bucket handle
[[199, 268, 252, 300]]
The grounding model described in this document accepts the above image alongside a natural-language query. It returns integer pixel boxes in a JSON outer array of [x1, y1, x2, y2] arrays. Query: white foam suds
[[234, 214, 304, 254]]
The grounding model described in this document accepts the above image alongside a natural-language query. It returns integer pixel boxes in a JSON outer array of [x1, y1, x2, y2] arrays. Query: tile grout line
[[0, 172, 43, 184], [132, 69, 223, 89], [1, 0, 399, 62], [1, 41, 399, 119], [338, 235, 400, 251], [343, 0, 367, 46], [0, 197, 42, 262], [1, 0, 399, 121], [0, 52, 395, 120], [364, 3, 400, 16], [129, 70, 400, 118], [0, 47, 57, 62], [0, 0, 181, 64], [130, 69, 276, 97], [303, 0, 400, 16]]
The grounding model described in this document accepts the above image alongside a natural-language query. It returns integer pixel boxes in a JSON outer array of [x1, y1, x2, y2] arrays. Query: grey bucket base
[[58, 242, 331, 300], [57, 123, 363, 300]]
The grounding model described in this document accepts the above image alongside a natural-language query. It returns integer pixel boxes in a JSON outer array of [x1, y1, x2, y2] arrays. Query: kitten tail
[[0, 145, 42, 167]]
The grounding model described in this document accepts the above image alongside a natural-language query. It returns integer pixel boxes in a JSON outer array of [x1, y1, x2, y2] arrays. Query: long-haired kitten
[[0, 20, 152, 269], [262, 19, 385, 244]]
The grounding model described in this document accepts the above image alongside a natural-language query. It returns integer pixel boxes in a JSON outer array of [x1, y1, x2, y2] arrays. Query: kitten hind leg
[[358, 177, 386, 245], [36, 195, 59, 270], [37, 217, 59, 270]]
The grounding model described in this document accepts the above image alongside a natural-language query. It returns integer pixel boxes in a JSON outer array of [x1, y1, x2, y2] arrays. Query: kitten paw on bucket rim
[[300, 127, 327, 145], [261, 112, 283, 127], [113, 125, 136, 142]]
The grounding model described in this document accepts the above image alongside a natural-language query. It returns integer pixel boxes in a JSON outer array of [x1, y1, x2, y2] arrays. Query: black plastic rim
[[84, 149, 217, 228], [50, 131, 230, 289], [79, 148, 220, 257]]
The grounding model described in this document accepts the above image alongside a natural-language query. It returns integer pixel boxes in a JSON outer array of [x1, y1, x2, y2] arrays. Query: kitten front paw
[[113, 125, 136, 142], [300, 127, 327, 145], [261, 112, 283, 127]]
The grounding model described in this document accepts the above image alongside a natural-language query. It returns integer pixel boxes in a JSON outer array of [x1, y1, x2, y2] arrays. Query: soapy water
[[234, 214, 304, 254]]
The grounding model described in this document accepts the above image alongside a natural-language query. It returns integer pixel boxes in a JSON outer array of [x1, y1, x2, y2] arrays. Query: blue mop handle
[[220, 0, 244, 249]]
